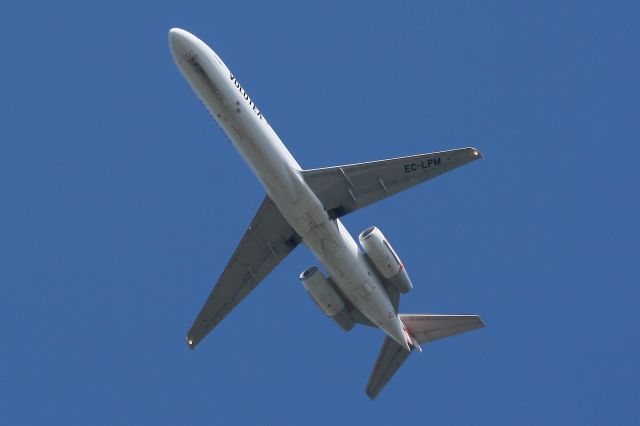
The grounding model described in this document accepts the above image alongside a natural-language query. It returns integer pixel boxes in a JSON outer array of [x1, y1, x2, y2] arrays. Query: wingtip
[[469, 147, 484, 160], [186, 337, 196, 350]]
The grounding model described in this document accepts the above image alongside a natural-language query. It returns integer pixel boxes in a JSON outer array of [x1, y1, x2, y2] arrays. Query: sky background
[[1, 1, 639, 424]]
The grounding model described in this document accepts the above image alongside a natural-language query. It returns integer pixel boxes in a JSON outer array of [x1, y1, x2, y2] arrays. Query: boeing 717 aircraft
[[168, 28, 484, 399]]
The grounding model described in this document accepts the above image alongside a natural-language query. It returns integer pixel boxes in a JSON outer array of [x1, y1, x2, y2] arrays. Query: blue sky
[[1, 1, 639, 424]]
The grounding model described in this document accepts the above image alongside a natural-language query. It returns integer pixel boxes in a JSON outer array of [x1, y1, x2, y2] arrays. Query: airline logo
[[230, 73, 264, 120]]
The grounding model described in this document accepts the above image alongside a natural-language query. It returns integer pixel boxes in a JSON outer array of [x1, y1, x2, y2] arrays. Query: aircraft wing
[[302, 147, 482, 218], [187, 196, 301, 348]]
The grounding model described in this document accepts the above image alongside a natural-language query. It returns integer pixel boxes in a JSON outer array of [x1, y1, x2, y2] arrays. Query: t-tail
[[365, 314, 484, 400]]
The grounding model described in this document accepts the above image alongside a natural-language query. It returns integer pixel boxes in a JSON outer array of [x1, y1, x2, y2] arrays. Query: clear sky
[[1, 1, 639, 424]]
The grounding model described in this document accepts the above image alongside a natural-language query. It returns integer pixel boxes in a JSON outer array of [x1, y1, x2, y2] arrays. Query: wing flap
[[187, 196, 301, 348], [302, 147, 482, 218]]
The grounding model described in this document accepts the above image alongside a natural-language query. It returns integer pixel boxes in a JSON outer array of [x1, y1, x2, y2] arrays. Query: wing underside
[[302, 147, 482, 218], [187, 196, 301, 348]]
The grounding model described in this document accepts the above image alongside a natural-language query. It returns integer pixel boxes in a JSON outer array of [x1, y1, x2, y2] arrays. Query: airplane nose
[[168, 28, 223, 70], [168, 28, 191, 53], [168, 27, 188, 41]]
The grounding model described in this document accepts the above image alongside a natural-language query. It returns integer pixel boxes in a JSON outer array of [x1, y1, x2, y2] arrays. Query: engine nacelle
[[299, 266, 354, 331], [358, 226, 413, 293]]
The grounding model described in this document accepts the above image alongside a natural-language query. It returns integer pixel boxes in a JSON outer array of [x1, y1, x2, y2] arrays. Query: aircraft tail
[[365, 314, 484, 400]]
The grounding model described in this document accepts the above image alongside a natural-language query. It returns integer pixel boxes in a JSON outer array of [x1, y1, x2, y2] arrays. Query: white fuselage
[[169, 28, 408, 349]]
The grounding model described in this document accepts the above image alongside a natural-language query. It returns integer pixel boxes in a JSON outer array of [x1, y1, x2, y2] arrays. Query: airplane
[[168, 28, 485, 399]]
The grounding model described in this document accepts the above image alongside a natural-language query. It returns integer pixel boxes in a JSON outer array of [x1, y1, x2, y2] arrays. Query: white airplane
[[169, 28, 484, 399]]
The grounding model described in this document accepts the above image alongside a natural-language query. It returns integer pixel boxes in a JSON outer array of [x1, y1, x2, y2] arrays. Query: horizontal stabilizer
[[400, 314, 485, 345], [366, 314, 484, 399], [366, 336, 413, 400]]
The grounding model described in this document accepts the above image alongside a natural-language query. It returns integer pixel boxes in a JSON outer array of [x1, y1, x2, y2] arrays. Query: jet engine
[[299, 266, 355, 331], [358, 226, 413, 293]]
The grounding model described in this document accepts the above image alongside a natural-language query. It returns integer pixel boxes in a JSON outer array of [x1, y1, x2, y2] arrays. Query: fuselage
[[169, 28, 408, 349]]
